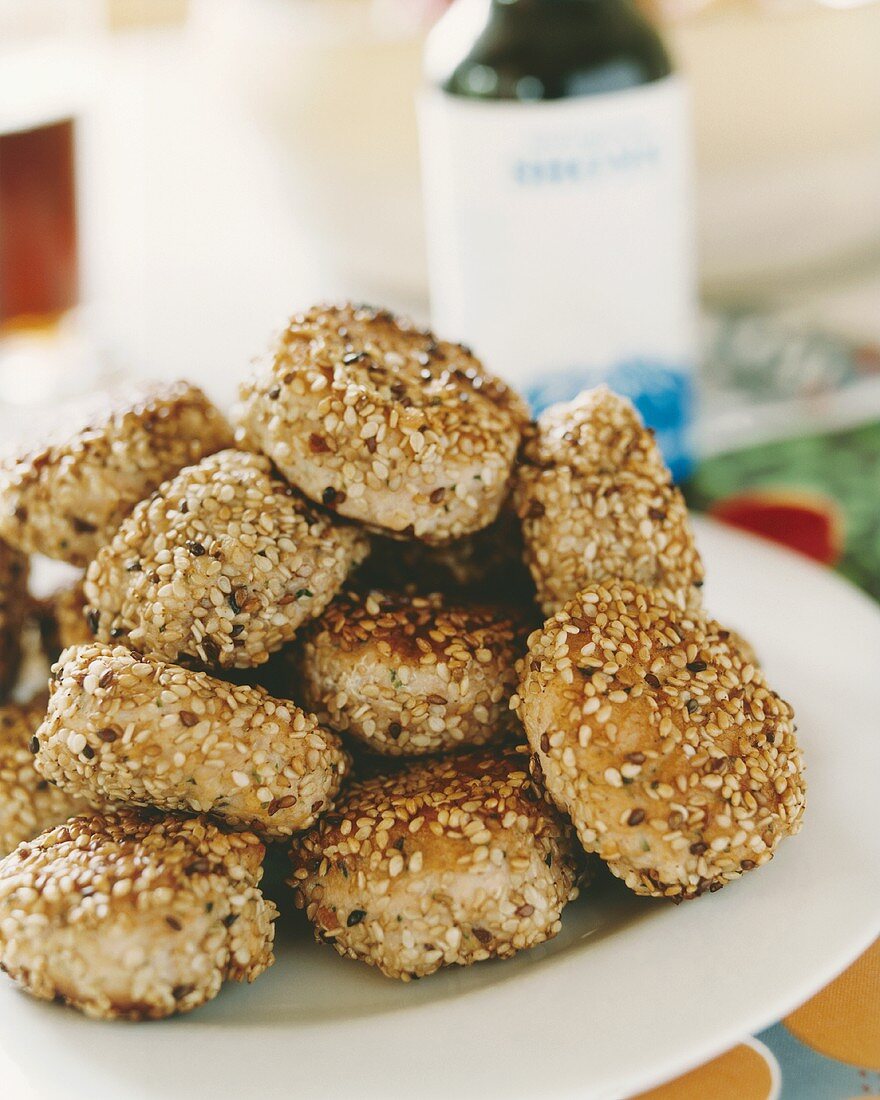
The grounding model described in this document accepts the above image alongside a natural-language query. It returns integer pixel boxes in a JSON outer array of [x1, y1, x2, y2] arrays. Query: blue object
[[759, 1021, 880, 1100], [524, 360, 695, 481]]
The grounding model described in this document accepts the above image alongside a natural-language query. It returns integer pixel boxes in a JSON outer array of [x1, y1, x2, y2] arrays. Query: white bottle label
[[419, 75, 697, 477]]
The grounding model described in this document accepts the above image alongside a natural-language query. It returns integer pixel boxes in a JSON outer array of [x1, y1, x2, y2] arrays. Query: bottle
[[419, 0, 697, 479]]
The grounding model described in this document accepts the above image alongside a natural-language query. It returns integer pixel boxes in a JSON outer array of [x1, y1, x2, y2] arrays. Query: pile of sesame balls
[[0, 303, 805, 1019]]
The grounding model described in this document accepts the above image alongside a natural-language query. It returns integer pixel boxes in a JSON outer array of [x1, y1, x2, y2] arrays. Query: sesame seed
[[67, 732, 87, 755]]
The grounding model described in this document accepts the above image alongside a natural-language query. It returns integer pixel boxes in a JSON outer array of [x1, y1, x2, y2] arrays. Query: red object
[[710, 490, 843, 566], [0, 117, 79, 324]]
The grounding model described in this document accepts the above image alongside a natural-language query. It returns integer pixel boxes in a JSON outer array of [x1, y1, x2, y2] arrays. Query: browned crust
[[356, 502, 536, 605], [0, 540, 27, 699], [305, 589, 529, 663], [34, 576, 92, 661], [294, 589, 530, 755]]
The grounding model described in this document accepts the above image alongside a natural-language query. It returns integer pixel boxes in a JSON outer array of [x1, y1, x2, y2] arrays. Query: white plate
[[2, 517, 879, 1100]]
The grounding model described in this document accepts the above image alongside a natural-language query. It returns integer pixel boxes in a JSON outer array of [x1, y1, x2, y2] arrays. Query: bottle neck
[[432, 0, 673, 101]]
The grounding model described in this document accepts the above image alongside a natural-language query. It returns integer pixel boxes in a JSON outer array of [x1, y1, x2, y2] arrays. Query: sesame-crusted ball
[[513, 387, 704, 616], [34, 576, 92, 661], [34, 644, 351, 839], [358, 504, 536, 605], [514, 582, 806, 900], [0, 693, 89, 858], [290, 747, 581, 980], [0, 540, 27, 699], [0, 382, 233, 566], [0, 808, 277, 1019], [294, 590, 529, 757], [84, 449, 369, 669], [235, 304, 528, 543]]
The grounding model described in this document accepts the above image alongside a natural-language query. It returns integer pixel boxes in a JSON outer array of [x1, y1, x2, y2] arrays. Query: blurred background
[[0, 0, 879, 580], [1, 0, 879, 396]]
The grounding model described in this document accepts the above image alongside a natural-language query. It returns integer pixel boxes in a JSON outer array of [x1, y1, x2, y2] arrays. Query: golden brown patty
[[34, 643, 351, 839], [235, 303, 528, 542], [514, 582, 806, 900], [0, 540, 27, 699], [294, 590, 529, 756], [0, 381, 232, 566], [357, 503, 536, 605], [0, 809, 277, 1019], [0, 693, 89, 858], [513, 386, 704, 615], [290, 747, 581, 979], [34, 576, 92, 661], [84, 449, 369, 669]]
